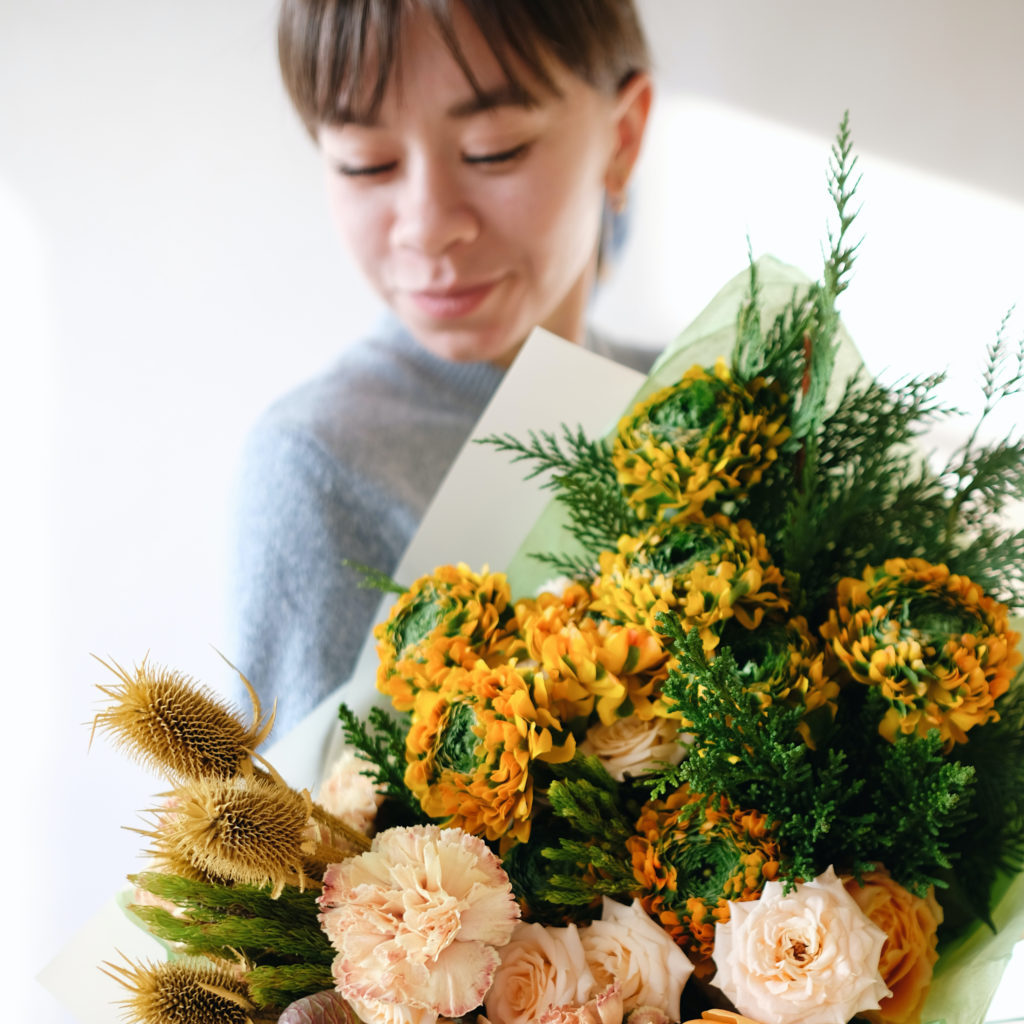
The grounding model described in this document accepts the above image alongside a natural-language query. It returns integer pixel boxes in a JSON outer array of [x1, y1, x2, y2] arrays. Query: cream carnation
[[712, 866, 890, 1024], [578, 716, 688, 781], [345, 995, 437, 1024], [319, 825, 520, 1019], [315, 747, 384, 834], [485, 922, 597, 1024], [580, 897, 694, 1016]]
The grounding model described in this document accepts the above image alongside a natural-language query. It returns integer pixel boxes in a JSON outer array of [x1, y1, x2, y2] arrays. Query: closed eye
[[333, 160, 398, 178], [463, 143, 530, 166]]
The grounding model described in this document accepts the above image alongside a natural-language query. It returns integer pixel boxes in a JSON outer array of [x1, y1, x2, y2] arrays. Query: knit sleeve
[[228, 415, 397, 734]]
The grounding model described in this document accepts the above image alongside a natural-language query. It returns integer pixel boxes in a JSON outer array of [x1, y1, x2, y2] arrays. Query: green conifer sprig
[[546, 776, 633, 841], [341, 559, 406, 595], [478, 426, 639, 573], [516, 756, 644, 910], [540, 839, 639, 907], [733, 112, 859, 443], [859, 720, 973, 894], [337, 704, 426, 818], [934, 318, 1024, 606], [952, 529, 1024, 609], [651, 618, 811, 794], [653, 615, 974, 895], [943, 679, 1024, 927], [781, 371, 955, 608], [499, 818, 579, 924], [822, 112, 862, 302]]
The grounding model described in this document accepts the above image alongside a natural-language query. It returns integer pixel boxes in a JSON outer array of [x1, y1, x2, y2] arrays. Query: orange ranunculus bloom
[[627, 784, 779, 971], [822, 557, 1021, 748]]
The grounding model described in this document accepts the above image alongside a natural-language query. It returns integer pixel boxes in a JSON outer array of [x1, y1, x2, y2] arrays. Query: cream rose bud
[[712, 866, 891, 1024], [578, 715, 688, 781], [580, 897, 694, 1017], [315, 746, 384, 834], [484, 922, 597, 1024]]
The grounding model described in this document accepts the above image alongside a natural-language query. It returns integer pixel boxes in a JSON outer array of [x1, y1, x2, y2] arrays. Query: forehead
[[328, 2, 559, 126]]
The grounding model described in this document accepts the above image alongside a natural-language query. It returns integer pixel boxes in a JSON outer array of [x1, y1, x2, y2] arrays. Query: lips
[[405, 279, 499, 320]]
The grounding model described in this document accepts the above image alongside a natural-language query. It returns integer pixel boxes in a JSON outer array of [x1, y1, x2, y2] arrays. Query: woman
[[232, 0, 656, 731]]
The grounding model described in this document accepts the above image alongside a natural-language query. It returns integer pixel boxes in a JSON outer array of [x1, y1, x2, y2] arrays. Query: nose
[[390, 154, 479, 257]]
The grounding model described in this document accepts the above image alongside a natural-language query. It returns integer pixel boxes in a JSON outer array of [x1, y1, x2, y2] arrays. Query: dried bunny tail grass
[[101, 954, 255, 1024], [91, 654, 275, 783]]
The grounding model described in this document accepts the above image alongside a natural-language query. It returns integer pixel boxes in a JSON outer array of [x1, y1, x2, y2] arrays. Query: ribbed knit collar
[[373, 312, 618, 412], [375, 313, 506, 410]]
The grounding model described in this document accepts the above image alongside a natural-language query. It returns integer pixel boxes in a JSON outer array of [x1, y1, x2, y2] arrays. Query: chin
[[415, 323, 524, 367]]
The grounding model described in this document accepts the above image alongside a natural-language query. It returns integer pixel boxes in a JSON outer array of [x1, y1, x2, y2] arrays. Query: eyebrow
[[334, 82, 541, 129], [445, 83, 539, 118]]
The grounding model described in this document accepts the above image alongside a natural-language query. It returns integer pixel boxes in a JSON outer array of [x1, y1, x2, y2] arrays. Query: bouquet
[[91, 117, 1024, 1024]]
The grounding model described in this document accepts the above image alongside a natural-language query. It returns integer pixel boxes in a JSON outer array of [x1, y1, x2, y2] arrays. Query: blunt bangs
[[278, 0, 649, 135]]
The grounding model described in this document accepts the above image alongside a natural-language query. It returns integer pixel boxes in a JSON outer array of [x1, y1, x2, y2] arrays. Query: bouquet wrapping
[[84, 121, 1024, 1024]]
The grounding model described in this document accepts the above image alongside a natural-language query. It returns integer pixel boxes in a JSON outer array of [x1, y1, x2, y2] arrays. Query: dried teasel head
[[91, 655, 274, 784], [101, 954, 255, 1024], [142, 774, 322, 897]]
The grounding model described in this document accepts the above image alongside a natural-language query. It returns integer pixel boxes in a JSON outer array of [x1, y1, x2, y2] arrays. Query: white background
[[3, 1, 1023, 1020]]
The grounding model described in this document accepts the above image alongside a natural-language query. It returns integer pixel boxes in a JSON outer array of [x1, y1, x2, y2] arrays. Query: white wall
[[3, 1, 1023, 1020]]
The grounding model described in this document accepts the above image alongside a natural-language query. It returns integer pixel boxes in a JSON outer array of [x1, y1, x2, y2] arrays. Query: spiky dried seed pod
[[92, 655, 274, 784], [102, 955, 254, 1024], [146, 775, 318, 897]]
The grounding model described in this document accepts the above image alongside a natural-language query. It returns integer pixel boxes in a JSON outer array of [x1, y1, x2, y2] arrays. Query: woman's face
[[317, 5, 649, 366]]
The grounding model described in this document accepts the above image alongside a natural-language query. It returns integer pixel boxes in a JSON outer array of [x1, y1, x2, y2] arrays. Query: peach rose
[[319, 826, 520, 1020], [315, 747, 384, 834], [578, 716, 688, 781], [580, 897, 694, 1016], [712, 866, 890, 1024], [843, 869, 943, 1024], [484, 922, 597, 1024]]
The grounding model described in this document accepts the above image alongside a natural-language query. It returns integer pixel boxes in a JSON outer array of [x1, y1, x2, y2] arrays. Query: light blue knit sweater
[[230, 317, 657, 733]]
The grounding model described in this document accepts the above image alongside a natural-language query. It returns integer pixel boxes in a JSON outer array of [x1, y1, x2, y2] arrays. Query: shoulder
[[236, 319, 508, 538]]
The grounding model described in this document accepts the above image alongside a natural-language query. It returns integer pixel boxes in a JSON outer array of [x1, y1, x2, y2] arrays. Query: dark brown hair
[[278, 0, 650, 134]]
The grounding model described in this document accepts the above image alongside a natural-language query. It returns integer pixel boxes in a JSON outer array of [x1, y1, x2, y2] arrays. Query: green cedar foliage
[[940, 678, 1024, 934], [477, 425, 639, 578], [503, 754, 645, 917], [336, 704, 428, 822], [651, 616, 975, 899]]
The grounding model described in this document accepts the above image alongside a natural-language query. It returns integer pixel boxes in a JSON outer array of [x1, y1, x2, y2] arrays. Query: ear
[[605, 71, 653, 205]]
